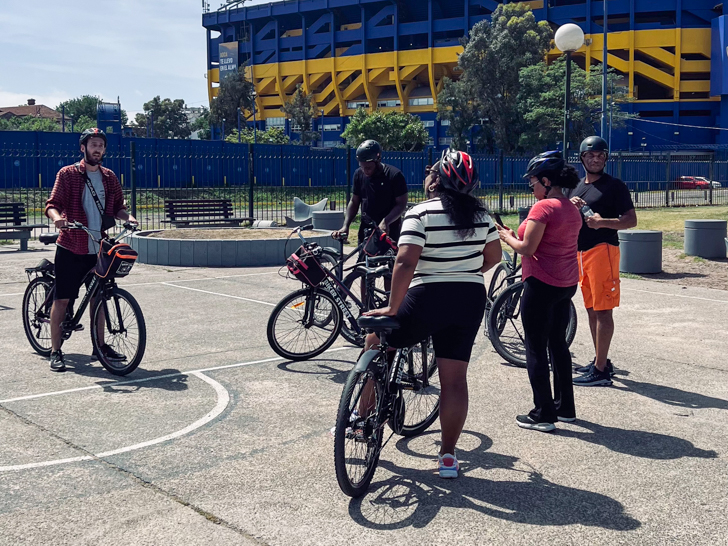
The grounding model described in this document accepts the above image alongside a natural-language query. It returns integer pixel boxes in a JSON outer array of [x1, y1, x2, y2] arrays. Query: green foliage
[[281, 85, 319, 145], [437, 77, 479, 151], [224, 127, 290, 144], [341, 108, 429, 151], [452, 3, 552, 153], [0, 116, 59, 132], [518, 58, 634, 152], [56, 95, 127, 126], [73, 115, 97, 133], [134, 96, 191, 139], [210, 66, 255, 136]]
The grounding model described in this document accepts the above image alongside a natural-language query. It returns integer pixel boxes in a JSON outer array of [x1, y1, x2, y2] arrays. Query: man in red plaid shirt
[[45, 128, 137, 372]]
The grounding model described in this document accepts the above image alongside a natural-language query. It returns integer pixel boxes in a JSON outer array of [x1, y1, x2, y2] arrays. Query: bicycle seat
[[367, 255, 394, 266], [357, 316, 400, 332], [25, 258, 54, 274], [40, 232, 59, 245], [355, 264, 390, 277]]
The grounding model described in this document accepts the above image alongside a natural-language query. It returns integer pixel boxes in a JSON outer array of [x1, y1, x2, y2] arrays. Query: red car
[[674, 176, 711, 189]]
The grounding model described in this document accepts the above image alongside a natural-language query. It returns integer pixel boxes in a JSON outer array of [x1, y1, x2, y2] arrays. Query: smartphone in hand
[[492, 212, 507, 230]]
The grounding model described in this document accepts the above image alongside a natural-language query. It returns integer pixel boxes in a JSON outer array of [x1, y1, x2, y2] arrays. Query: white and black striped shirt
[[399, 198, 500, 286]]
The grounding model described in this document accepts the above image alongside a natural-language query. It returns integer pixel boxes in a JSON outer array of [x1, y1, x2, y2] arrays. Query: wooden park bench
[[0, 202, 47, 251], [164, 199, 255, 228]]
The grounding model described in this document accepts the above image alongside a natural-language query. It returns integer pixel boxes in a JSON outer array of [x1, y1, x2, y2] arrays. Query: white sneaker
[[438, 453, 459, 479], [330, 410, 360, 437]]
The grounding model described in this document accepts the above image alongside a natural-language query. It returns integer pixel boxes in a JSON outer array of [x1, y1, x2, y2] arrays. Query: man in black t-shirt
[[332, 139, 408, 244], [567, 136, 637, 387]]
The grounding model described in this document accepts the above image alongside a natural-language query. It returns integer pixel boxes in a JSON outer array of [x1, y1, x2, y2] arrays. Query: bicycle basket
[[363, 229, 398, 257], [95, 240, 138, 278], [286, 246, 327, 286]]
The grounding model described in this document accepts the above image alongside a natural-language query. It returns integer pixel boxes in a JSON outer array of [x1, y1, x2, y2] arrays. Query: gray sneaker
[[573, 367, 613, 387], [49, 350, 66, 372]]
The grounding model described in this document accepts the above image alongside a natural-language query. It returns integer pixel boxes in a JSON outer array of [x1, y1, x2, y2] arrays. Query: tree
[[0, 116, 59, 132], [134, 96, 191, 139], [210, 66, 255, 137], [457, 3, 552, 153], [224, 127, 290, 144], [56, 95, 128, 127], [518, 58, 635, 152], [437, 77, 480, 151], [341, 109, 429, 151], [190, 107, 211, 140], [281, 84, 319, 146]]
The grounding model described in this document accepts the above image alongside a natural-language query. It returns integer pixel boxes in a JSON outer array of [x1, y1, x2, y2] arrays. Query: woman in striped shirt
[[365, 149, 502, 478]]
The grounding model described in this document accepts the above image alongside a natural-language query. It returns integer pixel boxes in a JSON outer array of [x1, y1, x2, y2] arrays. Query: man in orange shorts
[[568, 136, 637, 386]]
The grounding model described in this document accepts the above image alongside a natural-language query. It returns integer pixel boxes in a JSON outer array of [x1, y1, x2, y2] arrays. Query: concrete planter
[[130, 229, 336, 267]]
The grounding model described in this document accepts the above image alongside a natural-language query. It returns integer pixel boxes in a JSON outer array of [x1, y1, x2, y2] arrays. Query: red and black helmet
[[438, 148, 478, 194], [79, 128, 107, 147]]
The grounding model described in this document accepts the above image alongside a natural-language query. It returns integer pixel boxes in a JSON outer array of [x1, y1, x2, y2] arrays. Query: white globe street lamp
[[554, 23, 585, 157]]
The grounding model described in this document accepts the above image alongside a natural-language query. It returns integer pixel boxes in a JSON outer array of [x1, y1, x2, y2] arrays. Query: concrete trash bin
[[684, 220, 727, 259], [312, 210, 345, 231], [618, 230, 662, 274]]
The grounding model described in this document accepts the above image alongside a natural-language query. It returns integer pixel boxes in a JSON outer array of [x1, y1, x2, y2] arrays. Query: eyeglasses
[[528, 179, 540, 192]]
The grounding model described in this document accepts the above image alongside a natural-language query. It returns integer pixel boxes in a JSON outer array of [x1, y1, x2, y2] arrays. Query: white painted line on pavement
[[0, 371, 230, 473], [623, 287, 728, 303], [0, 346, 355, 405], [161, 282, 278, 306], [122, 271, 277, 288], [0, 292, 24, 298]]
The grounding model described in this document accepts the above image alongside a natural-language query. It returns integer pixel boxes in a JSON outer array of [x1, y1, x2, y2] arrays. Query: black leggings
[[520, 277, 578, 423]]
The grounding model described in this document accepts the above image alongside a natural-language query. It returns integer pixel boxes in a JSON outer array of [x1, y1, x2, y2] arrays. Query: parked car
[[674, 176, 711, 189], [695, 177, 722, 188]]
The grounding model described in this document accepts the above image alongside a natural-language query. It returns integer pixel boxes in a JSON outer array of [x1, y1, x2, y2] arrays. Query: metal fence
[[2, 130, 727, 233]]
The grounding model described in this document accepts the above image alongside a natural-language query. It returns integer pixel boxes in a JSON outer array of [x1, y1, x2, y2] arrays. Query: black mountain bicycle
[[266, 225, 394, 361], [334, 316, 440, 498], [22, 222, 147, 376]]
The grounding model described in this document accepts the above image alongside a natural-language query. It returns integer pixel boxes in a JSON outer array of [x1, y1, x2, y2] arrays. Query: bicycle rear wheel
[[397, 338, 440, 438], [488, 283, 579, 368], [334, 364, 385, 498], [488, 282, 527, 367], [22, 276, 54, 357], [484, 262, 516, 337], [91, 287, 147, 376], [267, 287, 343, 361]]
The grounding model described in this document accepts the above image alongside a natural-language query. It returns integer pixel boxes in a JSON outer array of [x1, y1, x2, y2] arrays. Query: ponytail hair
[[439, 188, 487, 239]]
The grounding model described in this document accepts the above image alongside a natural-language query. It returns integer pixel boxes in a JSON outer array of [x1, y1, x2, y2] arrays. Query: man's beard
[[85, 150, 104, 166]]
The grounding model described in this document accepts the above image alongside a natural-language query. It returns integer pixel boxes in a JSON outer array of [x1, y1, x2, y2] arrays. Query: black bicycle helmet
[[580, 135, 609, 158], [523, 150, 564, 179], [438, 148, 478, 193], [356, 139, 382, 162], [79, 128, 107, 147]]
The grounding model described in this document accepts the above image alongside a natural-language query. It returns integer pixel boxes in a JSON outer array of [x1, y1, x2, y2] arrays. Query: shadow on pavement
[[557, 420, 718, 460], [50, 353, 189, 393], [613, 378, 728, 410], [277, 358, 352, 385], [346, 430, 640, 532]]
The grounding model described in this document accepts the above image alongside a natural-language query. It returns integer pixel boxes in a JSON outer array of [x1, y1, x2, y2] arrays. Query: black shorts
[[387, 282, 486, 362], [54, 246, 96, 301]]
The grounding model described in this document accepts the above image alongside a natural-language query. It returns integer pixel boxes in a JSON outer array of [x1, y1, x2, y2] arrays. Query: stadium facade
[[202, 0, 728, 152]]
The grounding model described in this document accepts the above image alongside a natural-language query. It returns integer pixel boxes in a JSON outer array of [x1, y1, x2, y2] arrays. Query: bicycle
[[22, 221, 147, 376], [333, 315, 440, 498], [266, 225, 394, 361]]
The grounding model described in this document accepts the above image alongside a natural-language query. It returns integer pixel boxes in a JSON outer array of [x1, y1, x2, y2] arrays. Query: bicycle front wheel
[[334, 364, 385, 498], [91, 287, 147, 376], [488, 282, 527, 367], [397, 338, 440, 438], [339, 269, 389, 347], [22, 276, 54, 357], [267, 288, 343, 361]]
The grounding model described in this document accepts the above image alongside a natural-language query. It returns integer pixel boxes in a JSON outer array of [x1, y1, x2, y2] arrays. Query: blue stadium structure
[[202, 0, 728, 151]]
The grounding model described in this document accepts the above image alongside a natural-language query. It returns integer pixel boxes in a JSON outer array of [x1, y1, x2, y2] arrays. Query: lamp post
[[554, 23, 585, 158], [601, 0, 608, 138], [320, 109, 325, 146], [252, 95, 257, 144]]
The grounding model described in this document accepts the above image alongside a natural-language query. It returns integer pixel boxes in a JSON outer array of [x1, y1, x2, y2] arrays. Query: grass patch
[[693, 256, 707, 264], [620, 272, 643, 280]]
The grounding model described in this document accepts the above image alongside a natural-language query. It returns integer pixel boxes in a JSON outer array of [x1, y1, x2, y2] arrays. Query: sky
[[0, 0, 275, 119]]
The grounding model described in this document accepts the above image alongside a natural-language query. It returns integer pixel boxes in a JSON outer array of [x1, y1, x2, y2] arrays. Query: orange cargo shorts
[[578, 243, 621, 311]]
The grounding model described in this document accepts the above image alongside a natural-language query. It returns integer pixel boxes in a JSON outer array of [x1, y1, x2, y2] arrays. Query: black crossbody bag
[[76, 162, 116, 232]]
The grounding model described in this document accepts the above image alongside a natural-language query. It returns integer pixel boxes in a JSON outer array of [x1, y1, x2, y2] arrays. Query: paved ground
[[0, 240, 726, 545]]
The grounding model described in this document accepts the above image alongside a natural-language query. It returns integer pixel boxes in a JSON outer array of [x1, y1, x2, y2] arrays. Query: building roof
[[0, 104, 63, 121]]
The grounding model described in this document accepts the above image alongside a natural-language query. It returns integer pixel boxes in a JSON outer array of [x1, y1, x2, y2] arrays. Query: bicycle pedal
[[72, 324, 84, 332]]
